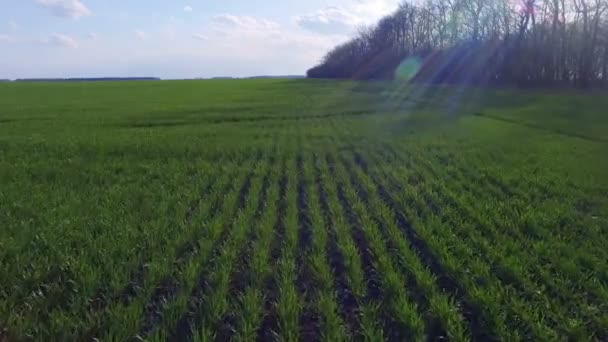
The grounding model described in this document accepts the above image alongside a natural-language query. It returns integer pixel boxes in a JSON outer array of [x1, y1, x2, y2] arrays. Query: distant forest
[[13, 78, 160, 82], [307, 0, 608, 87]]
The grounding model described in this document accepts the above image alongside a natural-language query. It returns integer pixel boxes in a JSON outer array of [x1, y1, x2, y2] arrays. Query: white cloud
[[8, 20, 19, 30], [296, 0, 400, 34], [352, 0, 400, 24], [49, 33, 78, 48], [212, 14, 280, 32], [36, 0, 91, 19], [134, 29, 147, 40], [0, 11, 346, 79], [197, 14, 339, 69], [184, 5, 193, 12], [296, 6, 359, 34], [0, 34, 12, 43]]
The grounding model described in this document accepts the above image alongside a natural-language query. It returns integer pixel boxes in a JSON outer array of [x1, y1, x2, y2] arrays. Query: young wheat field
[[0, 79, 607, 341]]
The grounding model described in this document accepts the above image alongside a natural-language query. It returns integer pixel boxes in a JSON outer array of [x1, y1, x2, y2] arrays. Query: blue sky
[[0, 0, 400, 79]]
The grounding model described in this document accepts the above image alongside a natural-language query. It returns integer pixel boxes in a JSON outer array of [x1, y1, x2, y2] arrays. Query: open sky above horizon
[[0, 0, 401, 79]]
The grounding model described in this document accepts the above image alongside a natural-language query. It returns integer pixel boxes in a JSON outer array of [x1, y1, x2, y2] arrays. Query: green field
[[0, 79, 607, 341]]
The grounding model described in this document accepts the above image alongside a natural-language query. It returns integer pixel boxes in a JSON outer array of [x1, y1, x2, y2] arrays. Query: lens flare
[[395, 57, 422, 81]]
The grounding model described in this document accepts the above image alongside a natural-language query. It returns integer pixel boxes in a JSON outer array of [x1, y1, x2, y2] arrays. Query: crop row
[[2, 134, 606, 340]]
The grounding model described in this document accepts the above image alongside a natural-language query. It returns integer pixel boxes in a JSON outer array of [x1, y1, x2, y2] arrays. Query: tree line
[[12, 78, 161, 82], [307, 0, 608, 87]]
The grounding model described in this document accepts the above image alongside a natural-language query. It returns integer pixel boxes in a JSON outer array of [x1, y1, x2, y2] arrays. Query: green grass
[[0, 79, 607, 341]]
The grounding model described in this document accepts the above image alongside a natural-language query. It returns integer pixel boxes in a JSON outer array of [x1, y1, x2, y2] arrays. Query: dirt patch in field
[[119, 109, 373, 130], [118, 264, 148, 305], [0, 327, 17, 342], [140, 278, 181, 336], [0, 117, 51, 125], [124, 120, 191, 129]]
